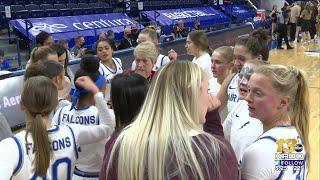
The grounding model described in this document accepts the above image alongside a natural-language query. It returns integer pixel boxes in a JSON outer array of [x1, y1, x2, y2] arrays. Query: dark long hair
[[111, 72, 149, 131]]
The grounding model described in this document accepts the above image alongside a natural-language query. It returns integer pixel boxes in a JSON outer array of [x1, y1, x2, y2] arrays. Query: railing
[[246, 0, 258, 10]]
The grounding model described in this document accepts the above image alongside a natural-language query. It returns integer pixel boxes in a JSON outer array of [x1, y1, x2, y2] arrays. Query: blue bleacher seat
[[66, 3, 78, 9], [89, 2, 98, 7], [78, 0, 88, 3], [105, 7, 112, 13], [12, 0, 27, 5], [0, 5, 4, 11], [0, 0, 12, 6], [42, 0, 54, 4], [10, 5, 25, 12], [59, 8, 72, 16], [45, 9, 60, 17], [40, 4, 54, 10], [82, 8, 95, 15], [94, 7, 105, 14], [71, 8, 83, 15], [98, 2, 109, 8], [30, 10, 45, 18], [77, 3, 88, 8], [29, 0, 43, 4], [14, 10, 29, 19], [68, 0, 78, 3], [54, 0, 68, 4], [25, 4, 40, 11], [54, 4, 66, 9], [87, 0, 96, 3]]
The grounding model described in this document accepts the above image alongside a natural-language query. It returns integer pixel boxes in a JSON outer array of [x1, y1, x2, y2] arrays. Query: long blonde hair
[[106, 61, 222, 179], [256, 65, 310, 161]]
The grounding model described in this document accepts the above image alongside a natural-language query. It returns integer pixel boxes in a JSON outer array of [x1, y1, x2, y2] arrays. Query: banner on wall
[[142, 7, 230, 34], [9, 13, 142, 41]]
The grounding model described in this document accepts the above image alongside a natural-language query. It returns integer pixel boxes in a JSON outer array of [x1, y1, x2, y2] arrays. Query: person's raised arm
[[72, 76, 115, 145], [76, 76, 115, 128], [217, 73, 235, 111]]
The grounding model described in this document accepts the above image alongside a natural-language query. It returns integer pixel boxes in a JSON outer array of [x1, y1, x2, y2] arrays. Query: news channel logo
[[274, 138, 305, 171]]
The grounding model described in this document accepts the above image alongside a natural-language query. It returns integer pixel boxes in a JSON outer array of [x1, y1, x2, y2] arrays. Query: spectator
[[290, 2, 301, 41], [310, 2, 318, 40], [35, 31, 54, 47], [70, 36, 86, 58], [172, 25, 183, 39], [269, 5, 278, 40], [194, 19, 201, 30], [131, 23, 139, 45], [300, 2, 312, 43], [117, 28, 133, 50], [277, 7, 293, 50], [0, 49, 11, 70], [106, 30, 117, 51], [93, 32, 107, 53], [317, 3, 320, 40], [58, 39, 73, 61], [177, 20, 189, 37]]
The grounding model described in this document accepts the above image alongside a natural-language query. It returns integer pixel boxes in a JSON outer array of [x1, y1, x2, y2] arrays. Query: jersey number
[[31, 157, 72, 180]]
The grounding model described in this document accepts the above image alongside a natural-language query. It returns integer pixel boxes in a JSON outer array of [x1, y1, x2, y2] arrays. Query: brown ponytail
[[22, 76, 58, 176], [27, 113, 51, 176]]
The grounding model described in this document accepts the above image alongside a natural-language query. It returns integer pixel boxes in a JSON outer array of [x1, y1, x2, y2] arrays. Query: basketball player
[[241, 65, 309, 179], [96, 39, 123, 101], [217, 28, 269, 113], [52, 55, 115, 179], [24, 60, 71, 113], [0, 75, 114, 179], [223, 60, 266, 163]]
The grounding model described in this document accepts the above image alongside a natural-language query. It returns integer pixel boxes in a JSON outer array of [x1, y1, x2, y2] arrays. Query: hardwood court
[[269, 41, 320, 179]]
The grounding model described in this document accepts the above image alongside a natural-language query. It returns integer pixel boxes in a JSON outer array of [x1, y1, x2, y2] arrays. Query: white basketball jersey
[[99, 57, 123, 101], [52, 105, 108, 177], [131, 54, 170, 71], [192, 53, 214, 80], [223, 100, 263, 163], [3, 126, 78, 180], [227, 73, 240, 112], [241, 126, 308, 180]]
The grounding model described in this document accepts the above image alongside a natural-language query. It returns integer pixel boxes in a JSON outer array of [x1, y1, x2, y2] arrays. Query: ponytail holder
[[70, 75, 106, 110]]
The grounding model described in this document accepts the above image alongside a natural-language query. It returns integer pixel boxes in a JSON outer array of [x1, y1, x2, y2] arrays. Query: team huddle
[[0, 27, 309, 180]]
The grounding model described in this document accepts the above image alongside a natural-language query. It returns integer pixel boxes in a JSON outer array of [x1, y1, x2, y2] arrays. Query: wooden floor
[[269, 41, 320, 179]]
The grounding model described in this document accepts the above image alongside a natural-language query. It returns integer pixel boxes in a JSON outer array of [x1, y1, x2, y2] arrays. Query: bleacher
[[0, 2, 112, 19]]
